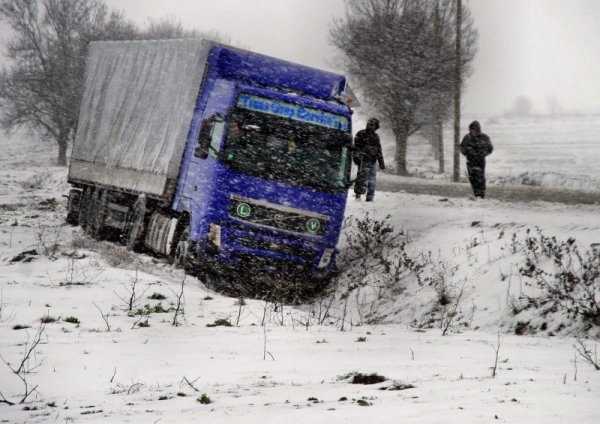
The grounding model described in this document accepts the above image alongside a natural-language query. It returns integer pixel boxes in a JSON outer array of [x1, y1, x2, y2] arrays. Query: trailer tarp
[[69, 39, 213, 199]]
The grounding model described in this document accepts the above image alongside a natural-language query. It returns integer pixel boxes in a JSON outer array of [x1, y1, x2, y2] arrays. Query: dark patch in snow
[[10, 249, 38, 263], [350, 373, 386, 385]]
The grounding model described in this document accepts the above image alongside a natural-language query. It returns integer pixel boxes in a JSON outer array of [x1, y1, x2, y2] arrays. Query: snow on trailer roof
[[69, 38, 348, 200]]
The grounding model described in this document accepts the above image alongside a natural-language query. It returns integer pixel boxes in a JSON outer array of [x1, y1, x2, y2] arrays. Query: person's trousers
[[466, 163, 486, 198], [355, 160, 378, 200]]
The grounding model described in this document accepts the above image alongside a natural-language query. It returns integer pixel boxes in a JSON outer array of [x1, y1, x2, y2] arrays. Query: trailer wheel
[[78, 187, 91, 229], [88, 189, 107, 239], [126, 195, 146, 251], [66, 189, 82, 225], [85, 189, 99, 236]]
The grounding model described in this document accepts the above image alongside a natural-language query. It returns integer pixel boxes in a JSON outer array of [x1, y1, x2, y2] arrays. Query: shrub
[[336, 214, 403, 281], [148, 292, 167, 300], [351, 372, 386, 385], [206, 318, 232, 327], [518, 230, 600, 325], [40, 315, 57, 324], [64, 316, 80, 324], [314, 214, 424, 325], [12, 324, 31, 330], [151, 303, 169, 313], [197, 393, 211, 404], [514, 321, 530, 335], [135, 303, 172, 315]]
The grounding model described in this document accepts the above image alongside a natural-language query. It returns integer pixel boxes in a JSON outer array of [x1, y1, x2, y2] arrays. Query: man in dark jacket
[[353, 118, 385, 201], [460, 120, 493, 199]]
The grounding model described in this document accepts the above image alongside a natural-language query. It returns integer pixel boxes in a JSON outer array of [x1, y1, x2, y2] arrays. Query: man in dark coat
[[460, 120, 493, 199], [353, 118, 385, 201]]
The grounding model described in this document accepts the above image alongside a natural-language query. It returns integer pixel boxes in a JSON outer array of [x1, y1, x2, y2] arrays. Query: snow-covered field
[[1, 117, 599, 423], [397, 114, 600, 190]]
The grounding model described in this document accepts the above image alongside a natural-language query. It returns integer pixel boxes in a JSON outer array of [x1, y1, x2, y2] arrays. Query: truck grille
[[232, 252, 310, 274], [239, 236, 317, 263], [229, 195, 328, 237]]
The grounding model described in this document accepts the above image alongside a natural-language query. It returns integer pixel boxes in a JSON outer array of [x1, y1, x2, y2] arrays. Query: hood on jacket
[[469, 120, 481, 133]]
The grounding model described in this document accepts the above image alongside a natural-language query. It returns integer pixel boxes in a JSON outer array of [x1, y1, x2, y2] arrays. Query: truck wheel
[[85, 189, 99, 236], [172, 223, 190, 269], [78, 187, 91, 229], [126, 196, 146, 251], [89, 189, 107, 239], [66, 189, 82, 225]]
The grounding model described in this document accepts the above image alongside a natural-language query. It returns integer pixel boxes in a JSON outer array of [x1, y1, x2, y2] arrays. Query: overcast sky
[[2, 0, 600, 117]]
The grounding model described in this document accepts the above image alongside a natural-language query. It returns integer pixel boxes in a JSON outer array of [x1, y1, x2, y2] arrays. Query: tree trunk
[[436, 120, 445, 174], [393, 125, 409, 176], [56, 129, 68, 166], [453, 0, 463, 182]]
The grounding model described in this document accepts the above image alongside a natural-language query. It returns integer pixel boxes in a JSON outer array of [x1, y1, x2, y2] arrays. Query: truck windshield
[[223, 108, 351, 193]]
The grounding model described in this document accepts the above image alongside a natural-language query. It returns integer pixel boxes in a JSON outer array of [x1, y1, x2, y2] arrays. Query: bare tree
[[114, 268, 148, 312], [171, 274, 186, 327], [94, 302, 112, 332], [0, 323, 46, 405], [0, 1, 232, 166], [574, 335, 600, 371], [508, 95, 534, 117], [452, 0, 462, 182], [330, 0, 477, 175], [143, 15, 194, 39], [490, 330, 503, 378], [0, 0, 137, 165], [419, 0, 456, 173], [140, 16, 228, 43]]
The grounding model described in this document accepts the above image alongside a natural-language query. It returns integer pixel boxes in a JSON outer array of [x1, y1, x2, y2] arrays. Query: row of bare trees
[[0, 0, 476, 173], [0, 0, 221, 165], [330, 0, 478, 175]]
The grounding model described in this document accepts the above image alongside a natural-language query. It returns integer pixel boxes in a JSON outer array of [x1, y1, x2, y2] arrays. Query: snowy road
[[377, 173, 600, 205]]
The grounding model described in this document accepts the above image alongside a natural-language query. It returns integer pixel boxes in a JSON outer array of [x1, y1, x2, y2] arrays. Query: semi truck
[[66, 38, 353, 289]]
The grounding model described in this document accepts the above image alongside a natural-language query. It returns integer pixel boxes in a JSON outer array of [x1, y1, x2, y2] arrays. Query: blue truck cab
[[67, 39, 353, 289]]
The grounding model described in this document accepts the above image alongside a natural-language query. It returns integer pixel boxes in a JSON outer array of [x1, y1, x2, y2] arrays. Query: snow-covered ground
[[1, 117, 599, 423]]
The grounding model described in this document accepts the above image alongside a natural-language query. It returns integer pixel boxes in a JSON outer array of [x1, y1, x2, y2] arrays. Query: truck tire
[[126, 195, 146, 251], [66, 189, 82, 225], [85, 188, 99, 236], [78, 187, 91, 229], [88, 189, 107, 239]]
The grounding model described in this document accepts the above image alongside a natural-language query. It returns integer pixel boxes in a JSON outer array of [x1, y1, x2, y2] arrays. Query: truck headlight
[[208, 224, 221, 249], [317, 248, 334, 269]]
